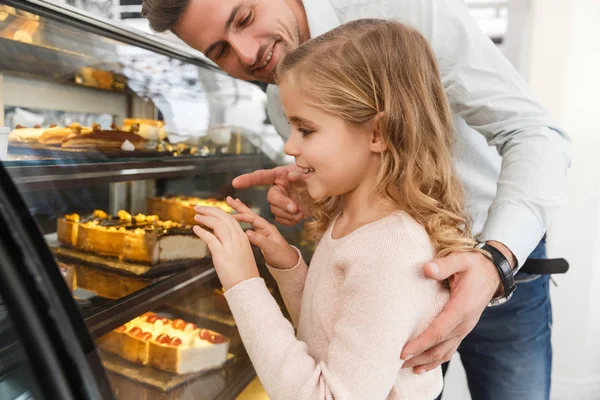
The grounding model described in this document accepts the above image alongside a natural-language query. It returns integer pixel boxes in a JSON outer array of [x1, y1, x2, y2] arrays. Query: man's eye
[[239, 12, 253, 28], [216, 44, 229, 59]]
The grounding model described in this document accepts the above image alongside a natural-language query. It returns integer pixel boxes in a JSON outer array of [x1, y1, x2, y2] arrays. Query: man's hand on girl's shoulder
[[400, 251, 503, 374]]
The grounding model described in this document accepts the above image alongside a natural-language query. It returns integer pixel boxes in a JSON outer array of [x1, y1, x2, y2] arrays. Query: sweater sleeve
[[224, 230, 446, 400], [266, 246, 308, 327]]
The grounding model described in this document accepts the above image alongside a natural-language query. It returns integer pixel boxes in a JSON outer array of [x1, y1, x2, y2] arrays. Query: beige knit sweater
[[224, 212, 450, 399]]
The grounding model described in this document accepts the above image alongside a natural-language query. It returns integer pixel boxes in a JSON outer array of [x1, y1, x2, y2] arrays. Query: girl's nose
[[284, 132, 301, 157]]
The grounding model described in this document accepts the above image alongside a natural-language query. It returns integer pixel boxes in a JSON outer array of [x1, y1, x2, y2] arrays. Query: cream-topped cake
[[8, 124, 60, 143], [98, 312, 229, 374]]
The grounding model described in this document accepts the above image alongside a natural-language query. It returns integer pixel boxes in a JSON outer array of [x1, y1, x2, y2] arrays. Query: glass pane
[[0, 293, 45, 400], [0, 3, 295, 399], [0, 4, 267, 168]]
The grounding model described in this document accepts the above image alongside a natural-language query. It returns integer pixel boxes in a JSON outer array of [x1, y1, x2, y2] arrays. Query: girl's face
[[280, 81, 381, 201]]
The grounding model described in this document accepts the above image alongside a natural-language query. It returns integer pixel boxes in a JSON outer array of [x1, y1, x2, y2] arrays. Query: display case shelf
[[5, 154, 269, 191], [214, 361, 257, 400], [83, 260, 216, 339]]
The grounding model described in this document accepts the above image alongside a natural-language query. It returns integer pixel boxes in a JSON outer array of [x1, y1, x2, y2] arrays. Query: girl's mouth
[[297, 165, 315, 179]]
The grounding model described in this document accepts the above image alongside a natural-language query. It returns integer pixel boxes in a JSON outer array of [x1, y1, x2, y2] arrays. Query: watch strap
[[478, 243, 516, 303]]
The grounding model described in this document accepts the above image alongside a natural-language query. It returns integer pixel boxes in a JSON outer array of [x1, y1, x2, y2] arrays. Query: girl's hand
[[193, 205, 259, 291], [225, 196, 299, 270]]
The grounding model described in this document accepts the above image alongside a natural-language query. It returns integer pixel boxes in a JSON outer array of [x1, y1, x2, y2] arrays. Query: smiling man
[[146, 0, 308, 83], [142, 1, 570, 399]]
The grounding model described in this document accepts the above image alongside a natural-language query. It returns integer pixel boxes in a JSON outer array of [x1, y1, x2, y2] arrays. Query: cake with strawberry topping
[[97, 312, 229, 374]]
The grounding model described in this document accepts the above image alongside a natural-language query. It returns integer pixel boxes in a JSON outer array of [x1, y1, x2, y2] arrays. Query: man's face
[[175, 0, 304, 84]]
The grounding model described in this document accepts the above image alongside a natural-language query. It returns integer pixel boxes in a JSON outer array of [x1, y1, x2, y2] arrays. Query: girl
[[193, 19, 484, 399]]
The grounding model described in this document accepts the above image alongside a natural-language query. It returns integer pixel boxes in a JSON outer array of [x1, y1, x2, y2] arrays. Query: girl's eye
[[297, 128, 313, 137]]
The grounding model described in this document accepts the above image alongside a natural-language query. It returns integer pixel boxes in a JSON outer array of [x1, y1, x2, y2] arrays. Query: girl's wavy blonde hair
[[276, 19, 478, 257]]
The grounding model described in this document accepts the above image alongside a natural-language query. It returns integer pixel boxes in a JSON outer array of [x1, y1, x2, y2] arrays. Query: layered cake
[[38, 123, 93, 146], [97, 312, 229, 374], [61, 123, 145, 150], [57, 210, 208, 264]]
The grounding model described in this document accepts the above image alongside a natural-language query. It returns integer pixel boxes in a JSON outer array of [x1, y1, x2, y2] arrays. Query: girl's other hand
[[226, 196, 299, 270], [193, 205, 259, 291]]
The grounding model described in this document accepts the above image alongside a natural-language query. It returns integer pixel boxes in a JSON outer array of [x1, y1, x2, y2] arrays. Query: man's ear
[[369, 112, 387, 153]]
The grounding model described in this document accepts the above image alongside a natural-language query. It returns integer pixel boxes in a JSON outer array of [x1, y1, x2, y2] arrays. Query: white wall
[[444, 0, 600, 399], [541, 0, 600, 398]]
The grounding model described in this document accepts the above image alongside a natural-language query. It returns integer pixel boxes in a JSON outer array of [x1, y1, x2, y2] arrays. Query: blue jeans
[[438, 238, 552, 400]]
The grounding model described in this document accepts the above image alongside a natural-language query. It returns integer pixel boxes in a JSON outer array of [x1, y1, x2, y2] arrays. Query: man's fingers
[[401, 305, 462, 361], [423, 252, 474, 281], [401, 336, 461, 370], [275, 217, 296, 226], [267, 185, 299, 214], [413, 360, 445, 376], [270, 204, 297, 219], [232, 168, 280, 189], [287, 170, 303, 182]]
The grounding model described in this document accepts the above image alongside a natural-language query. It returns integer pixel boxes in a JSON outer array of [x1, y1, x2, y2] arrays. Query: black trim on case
[[0, 162, 115, 400], [0, 0, 221, 73]]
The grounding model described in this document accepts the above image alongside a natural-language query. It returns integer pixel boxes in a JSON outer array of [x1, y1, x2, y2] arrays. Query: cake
[[8, 124, 59, 143], [123, 119, 167, 142], [61, 123, 145, 150], [147, 196, 240, 226], [97, 312, 229, 374], [57, 210, 208, 264], [38, 123, 92, 146]]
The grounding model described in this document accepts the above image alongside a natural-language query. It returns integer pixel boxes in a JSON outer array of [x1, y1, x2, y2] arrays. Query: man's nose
[[229, 34, 259, 67]]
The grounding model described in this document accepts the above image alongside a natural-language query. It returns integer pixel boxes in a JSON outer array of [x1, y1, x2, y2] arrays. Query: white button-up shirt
[[267, 0, 570, 268]]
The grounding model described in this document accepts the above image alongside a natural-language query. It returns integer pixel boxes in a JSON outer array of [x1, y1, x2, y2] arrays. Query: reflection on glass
[[0, 4, 270, 170]]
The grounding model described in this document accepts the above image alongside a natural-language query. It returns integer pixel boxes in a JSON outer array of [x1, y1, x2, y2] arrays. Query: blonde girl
[[193, 19, 481, 399]]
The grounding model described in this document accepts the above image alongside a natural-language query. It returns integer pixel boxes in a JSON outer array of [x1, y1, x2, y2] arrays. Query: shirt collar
[[301, 0, 341, 38]]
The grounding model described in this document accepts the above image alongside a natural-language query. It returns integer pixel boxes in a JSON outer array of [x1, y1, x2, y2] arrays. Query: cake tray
[[51, 245, 209, 278], [102, 351, 235, 393]]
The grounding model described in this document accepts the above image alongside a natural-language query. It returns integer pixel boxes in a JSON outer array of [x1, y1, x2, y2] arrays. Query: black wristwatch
[[476, 242, 516, 307]]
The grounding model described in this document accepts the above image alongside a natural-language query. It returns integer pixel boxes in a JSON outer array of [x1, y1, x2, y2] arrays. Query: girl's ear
[[369, 112, 388, 153]]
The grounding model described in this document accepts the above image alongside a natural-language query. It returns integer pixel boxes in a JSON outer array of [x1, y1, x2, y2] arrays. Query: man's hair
[[142, 0, 191, 33]]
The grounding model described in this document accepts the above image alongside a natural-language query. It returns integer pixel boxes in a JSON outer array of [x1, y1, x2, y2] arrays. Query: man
[[142, 1, 569, 398]]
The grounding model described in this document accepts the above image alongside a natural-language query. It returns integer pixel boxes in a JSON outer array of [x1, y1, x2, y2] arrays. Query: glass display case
[[0, 1, 295, 399]]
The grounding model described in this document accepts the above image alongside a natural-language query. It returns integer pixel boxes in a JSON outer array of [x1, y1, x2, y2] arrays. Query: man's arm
[[392, 0, 570, 373], [393, 0, 570, 267]]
